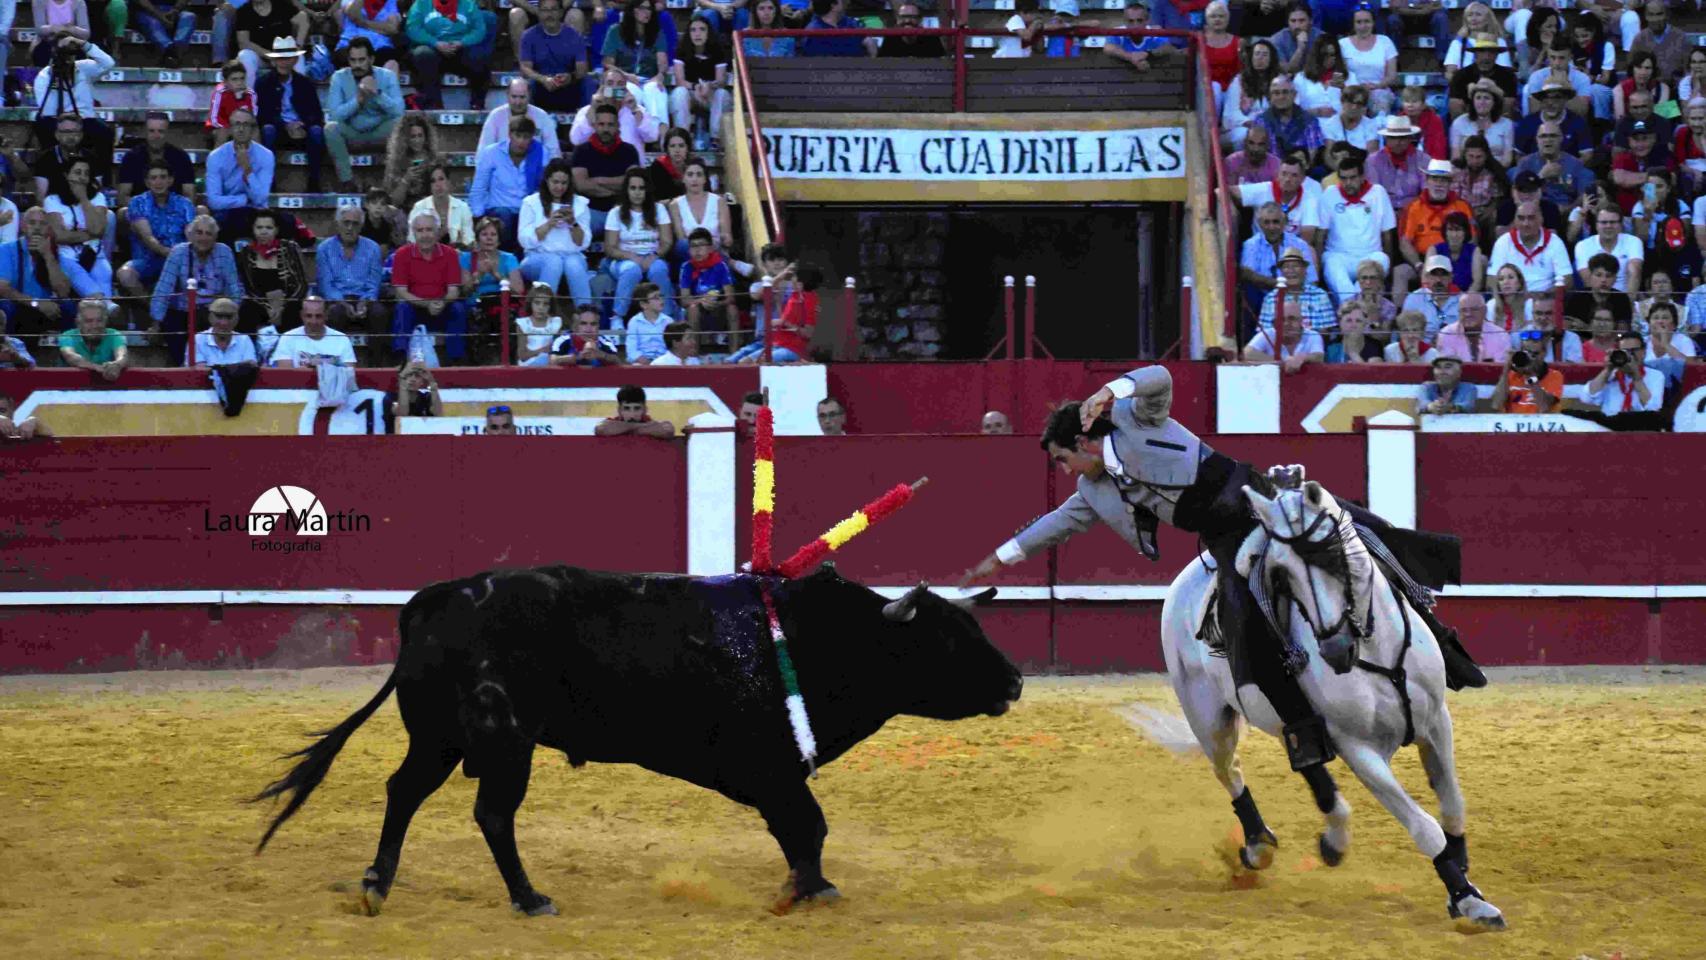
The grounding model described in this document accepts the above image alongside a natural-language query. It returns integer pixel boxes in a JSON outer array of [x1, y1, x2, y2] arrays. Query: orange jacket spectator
[[1500, 366, 1563, 413], [1401, 188, 1476, 256]]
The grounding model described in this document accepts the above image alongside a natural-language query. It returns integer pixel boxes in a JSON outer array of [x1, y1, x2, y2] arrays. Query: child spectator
[[650, 322, 702, 366], [621, 282, 672, 364], [516, 283, 564, 366], [549, 304, 625, 366], [678, 228, 737, 345], [207, 60, 258, 148], [735, 261, 819, 363]]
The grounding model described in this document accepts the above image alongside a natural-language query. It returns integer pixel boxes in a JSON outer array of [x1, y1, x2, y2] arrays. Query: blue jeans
[[727, 342, 800, 363], [393, 299, 471, 361], [604, 256, 674, 324], [135, 9, 195, 52], [520, 250, 593, 304], [410, 10, 499, 108], [262, 123, 327, 192]]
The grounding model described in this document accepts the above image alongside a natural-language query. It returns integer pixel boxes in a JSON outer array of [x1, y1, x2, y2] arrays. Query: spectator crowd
[[0, 0, 879, 371], [1208, 0, 1706, 425]]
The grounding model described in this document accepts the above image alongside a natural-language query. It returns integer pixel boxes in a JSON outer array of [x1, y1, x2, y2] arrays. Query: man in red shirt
[[391, 212, 467, 364]]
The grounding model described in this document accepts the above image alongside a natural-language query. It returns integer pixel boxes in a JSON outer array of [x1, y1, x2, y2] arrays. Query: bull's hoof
[[771, 881, 841, 915], [511, 894, 558, 917], [355, 868, 386, 916], [1238, 830, 1279, 871], [1318, 833, 1346, 868]]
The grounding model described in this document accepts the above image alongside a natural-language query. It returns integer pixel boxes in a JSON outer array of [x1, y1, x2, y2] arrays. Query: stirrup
[[1282, 715, 1336, 771]]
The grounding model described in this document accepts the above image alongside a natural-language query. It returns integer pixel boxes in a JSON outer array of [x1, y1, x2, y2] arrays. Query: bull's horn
[[883, 582, 929, 622], [950, 587, 998, 611]]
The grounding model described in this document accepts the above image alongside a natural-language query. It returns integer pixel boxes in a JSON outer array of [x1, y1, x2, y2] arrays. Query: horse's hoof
[[1239, 831, 1278, 871], [1448, 895, 1506, 934], [512, 895, 558, 917], [1318, 833, 1345, 868], [355, 886, 385, 917]]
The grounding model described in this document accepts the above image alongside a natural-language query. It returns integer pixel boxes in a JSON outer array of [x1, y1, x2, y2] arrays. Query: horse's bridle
[[1248, 494, 1375, 653]]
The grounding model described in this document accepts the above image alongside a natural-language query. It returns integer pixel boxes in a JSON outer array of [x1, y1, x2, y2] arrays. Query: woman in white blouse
[[669, 157, 731, 264], [518, 159, 594, 305], [604, 166, 676, 323], [409, 164, 476, 249], [1339, 6, 1397, 115], [42, 157, 109, 295]]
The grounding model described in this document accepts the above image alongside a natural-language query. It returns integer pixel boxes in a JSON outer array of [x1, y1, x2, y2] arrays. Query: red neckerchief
[[685, 250, 725, 285], [363, 0, 386, 17], [585, 134, 623, 156], [655, 156, 682, 181], [1615, 368, 1642, 411], [1384, 147, 1411, 172], [1497, 298, 1518, 331], [1511, 229, 1553, 264], [1339, 179, 1374, 206], [1271, 180, 1302, 212], [251, 238, 281, 259], [432, 0, 459, 20]]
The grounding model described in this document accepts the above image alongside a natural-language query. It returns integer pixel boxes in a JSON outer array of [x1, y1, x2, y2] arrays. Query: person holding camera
[[30, 35, 114, 179], [1579, 333, 1666, 428], [1491, 328, 1564, 414]]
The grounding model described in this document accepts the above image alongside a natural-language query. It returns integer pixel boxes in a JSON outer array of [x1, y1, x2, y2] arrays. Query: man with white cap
[[1042, 0, 1082, 58], [1448, 34, 1519, 118], [1366, 114, 1433, 215], [1392, 158, 1474, 295], [1318, 152, 1395, 300], [1401, 254, 1464, 335]]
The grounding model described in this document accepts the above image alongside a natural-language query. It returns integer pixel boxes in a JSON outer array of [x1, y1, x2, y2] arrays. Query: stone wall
[[855, 212, 949, 359]]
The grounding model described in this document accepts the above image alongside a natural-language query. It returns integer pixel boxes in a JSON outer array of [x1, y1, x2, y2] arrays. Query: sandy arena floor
[[0, 666, 1701, 960]]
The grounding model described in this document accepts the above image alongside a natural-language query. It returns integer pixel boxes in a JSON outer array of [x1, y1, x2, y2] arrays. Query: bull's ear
[[950, 587, 997, 611]]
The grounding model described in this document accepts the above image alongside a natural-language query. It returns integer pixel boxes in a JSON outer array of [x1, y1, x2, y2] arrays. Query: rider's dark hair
[[1040, 401, 1114, 452]]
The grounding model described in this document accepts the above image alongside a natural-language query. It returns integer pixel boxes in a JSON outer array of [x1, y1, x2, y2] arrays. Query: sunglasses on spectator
[[488, 405, 512, 416], [1518, 330, 1546, 341]]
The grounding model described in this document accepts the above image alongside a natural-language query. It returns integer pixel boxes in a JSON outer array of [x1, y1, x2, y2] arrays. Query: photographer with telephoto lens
[[1491, 325, 1564, 413], [1580, 332, 1667, 426]]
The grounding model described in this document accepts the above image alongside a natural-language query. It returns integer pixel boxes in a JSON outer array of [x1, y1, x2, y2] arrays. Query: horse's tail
[[249, 666, 398, 853], [249, 587, 445, 852]]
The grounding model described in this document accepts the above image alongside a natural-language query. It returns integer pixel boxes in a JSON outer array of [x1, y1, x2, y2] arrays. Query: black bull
[[252, 563, 1022, 916]]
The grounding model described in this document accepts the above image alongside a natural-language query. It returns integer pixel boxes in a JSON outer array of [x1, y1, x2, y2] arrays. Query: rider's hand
[[958, 553, 1001, 588], [1079, 386, 1115, 431]]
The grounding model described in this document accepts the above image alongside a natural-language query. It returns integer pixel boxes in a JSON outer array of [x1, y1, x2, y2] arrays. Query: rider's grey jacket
[[997, 366, 1212, 565]]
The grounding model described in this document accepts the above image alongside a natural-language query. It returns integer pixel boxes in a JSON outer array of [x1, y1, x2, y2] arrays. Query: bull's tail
[[250, 667, 398, 853]]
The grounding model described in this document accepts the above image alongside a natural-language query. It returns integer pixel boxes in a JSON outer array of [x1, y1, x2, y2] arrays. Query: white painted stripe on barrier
[[3, 584, 1684, 606], [686, 414, 738, 576], [1437, 584, 1655, 599], [1053, 585, 1172, 601], [1215, 363, 1280, 434]]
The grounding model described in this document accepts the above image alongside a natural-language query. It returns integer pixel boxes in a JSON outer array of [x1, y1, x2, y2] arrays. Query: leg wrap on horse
[[1443, 831, 1469, 874], [1300, 763, 1339, 814], [1230, 786, 1269, 842], [1433, 846, 1481, 905]]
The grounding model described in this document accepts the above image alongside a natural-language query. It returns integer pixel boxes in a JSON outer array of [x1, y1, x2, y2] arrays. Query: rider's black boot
[[1415, 608, 1487, 690]]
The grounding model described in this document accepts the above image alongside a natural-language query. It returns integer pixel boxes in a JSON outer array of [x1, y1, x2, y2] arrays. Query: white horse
[[1156, 479, 1507, 933]]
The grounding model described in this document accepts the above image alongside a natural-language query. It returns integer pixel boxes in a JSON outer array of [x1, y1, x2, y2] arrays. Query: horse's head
[[1236, 480, 1375, 674]]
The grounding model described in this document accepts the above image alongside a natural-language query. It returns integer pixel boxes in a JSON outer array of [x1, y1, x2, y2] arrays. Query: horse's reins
[[1252, 495, 1415, 747]]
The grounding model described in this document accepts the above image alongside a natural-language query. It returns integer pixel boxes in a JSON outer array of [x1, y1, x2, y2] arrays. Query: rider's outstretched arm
[[963, 492, 1098, 584]]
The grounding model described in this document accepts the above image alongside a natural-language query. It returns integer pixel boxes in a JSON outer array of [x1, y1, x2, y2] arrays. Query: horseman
[[962, 362, 1485, 782]]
